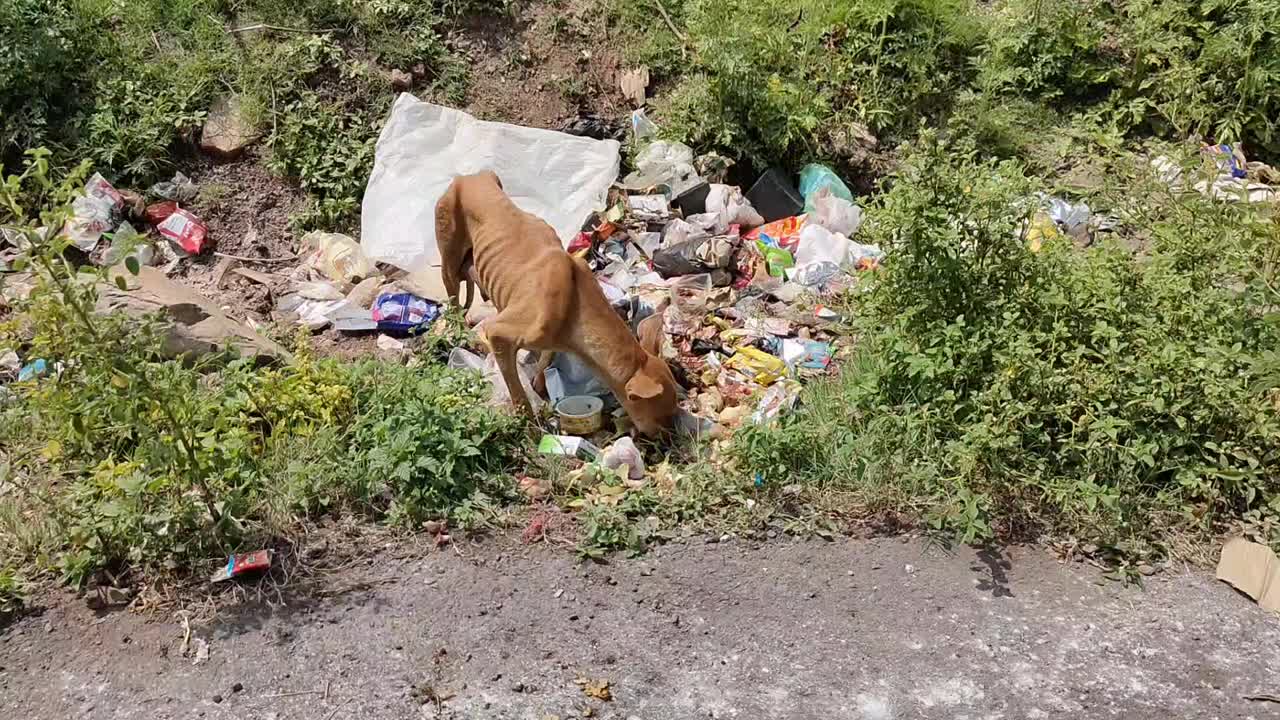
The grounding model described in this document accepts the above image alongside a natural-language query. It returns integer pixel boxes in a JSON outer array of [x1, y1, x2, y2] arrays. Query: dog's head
[[623, 352, 679, 437], [624, 305, 679, 436]]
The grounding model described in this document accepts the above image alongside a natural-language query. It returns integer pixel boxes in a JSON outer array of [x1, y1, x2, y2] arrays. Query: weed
[[268, 93, 382, 232], [735, 137, 1280, 553]]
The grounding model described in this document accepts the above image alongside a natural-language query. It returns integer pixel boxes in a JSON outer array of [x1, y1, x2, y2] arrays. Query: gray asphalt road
[[2, 535, 1277, 719]]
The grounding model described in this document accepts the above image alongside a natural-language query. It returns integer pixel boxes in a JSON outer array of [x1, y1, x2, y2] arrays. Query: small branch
[[259, 689, 325, 700], [322, 698, 354, 720], [227, 23, 334, 35], [651, 0, 687, 44]]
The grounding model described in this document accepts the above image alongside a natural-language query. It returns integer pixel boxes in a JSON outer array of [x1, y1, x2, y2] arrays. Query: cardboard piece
[[97, 265, 289, 361], [1216, 537, 1280, 612]]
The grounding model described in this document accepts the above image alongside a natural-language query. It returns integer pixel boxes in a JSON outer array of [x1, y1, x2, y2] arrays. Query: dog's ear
[[625, 369, 664, 401]]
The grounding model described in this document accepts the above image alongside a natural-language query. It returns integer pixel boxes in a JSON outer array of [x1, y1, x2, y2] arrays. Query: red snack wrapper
[[156, 207, 208, 254], [210, 549, 274, 583]]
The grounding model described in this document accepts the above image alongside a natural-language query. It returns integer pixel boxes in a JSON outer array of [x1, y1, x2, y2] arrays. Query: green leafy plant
[[735, 139, 1280, 554]]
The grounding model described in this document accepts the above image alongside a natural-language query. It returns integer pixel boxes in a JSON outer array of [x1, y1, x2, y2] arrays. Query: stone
[[199, 95, 258, 161], [391, 69, 413, 92]]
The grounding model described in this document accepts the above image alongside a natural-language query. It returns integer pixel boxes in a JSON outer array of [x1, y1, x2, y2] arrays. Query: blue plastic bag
[[371, 292, 441, 335], [798, 164, 853, 212]]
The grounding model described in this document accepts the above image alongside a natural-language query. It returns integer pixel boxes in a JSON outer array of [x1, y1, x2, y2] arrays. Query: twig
[[151, 31, 162, 52], [651, 0, 687, 44], [178, 611, 192, 657], [213, 251, 297, 264], [322, 698, 354, 720], [324, 680, 331, 702], [227, 23, 335, 35], [259, 689, 325, 700], [1244, 694, 1280, 704]]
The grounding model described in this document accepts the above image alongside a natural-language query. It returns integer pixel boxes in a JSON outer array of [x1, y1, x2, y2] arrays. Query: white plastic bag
[[794, 224, 850, 268], [623, 140, 701, 195], [794, 223, 882, 273], [65, 174, 124, 252], [448, 347, 544, 410], [809, 188, 863, 236], [361, 95, 620, 272], [602, 436, 646, 480], [300, 231, 378, 286], [103, 222, 155, 268], [705, 184, 764, 231]]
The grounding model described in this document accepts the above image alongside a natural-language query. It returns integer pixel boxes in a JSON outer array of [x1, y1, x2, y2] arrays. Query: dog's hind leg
[[484, 324, 536, 417], [435, 183, 468, 307]]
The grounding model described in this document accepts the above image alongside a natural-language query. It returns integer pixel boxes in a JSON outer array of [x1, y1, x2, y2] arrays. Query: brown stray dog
[[435, 171, 679, 436]]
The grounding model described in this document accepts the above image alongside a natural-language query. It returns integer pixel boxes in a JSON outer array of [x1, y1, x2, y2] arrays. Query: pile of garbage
[[490, 110, 886, 462]]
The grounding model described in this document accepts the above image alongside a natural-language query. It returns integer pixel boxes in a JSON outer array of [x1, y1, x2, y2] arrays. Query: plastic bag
[[65, 174, 124, 251], [725, 347, 788, 385], [705, 184, 763, 231], [103, 222, 155, 268], [809, 189, 863, 236], [750, 380, 801, 425], [631, 108, 658, 142], [745, 215, 806, 254], [623, 141, 701, 196], [155, 207, 208, 254], [652, 236, 735, 278], [602, 436, 646, 480], [788, 261, 841, 287], [665, 273, 711, 335], [449, 347, 544, 410], [794, 224, 848, 268], [372, 292, 441, 334], [798, 164, 853, 211], [545, 351, 612, 404], [301, 231, 378, 286], [781, 339, 832, 370], [148, 172, 198, 203], [628, 194, 670, 222], [361, 96, 620, 271], [754, 239, 795, 278]]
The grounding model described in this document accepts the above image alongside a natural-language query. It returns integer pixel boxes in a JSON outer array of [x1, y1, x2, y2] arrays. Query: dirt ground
[[3, 535, 1278, 720]]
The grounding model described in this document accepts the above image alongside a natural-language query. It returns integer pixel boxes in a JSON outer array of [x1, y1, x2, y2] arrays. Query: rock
[[212, 694, 223, 704], [390, 69, 414, 92], [511, 682, 525, 693], [232, 682, 243, 693], [199, 95, 258, 161]]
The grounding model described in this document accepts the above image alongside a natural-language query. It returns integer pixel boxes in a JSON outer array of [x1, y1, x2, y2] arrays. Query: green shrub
[[736, 138, 1280, 554], [0, 0, 97, 156], [1, 154, 526, 585], [268, 92, 382, 231], [661, 0, 982, 166], [342, 362, 526, 527]]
